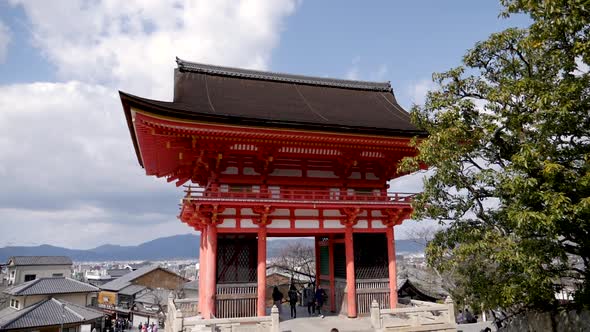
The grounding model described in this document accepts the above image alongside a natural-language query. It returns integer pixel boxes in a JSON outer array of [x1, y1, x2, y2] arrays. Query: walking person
[[138, 322, 142, 331], [272, 286, 284, 315], [287, 284, 299, 318], [315, 284, 327, 318], [303, 283, 315, 316], [465, 308, 475, 323]]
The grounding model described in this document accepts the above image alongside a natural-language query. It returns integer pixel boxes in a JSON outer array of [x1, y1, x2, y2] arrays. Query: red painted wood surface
[[345, 226, 357, 318], [387, 227, 398, 309], [203, 225, 217, 318], [132, 111, 421, 187], [198, 232, 205, 314], [129, 109, 422, 318], [257, 227, 267, 317]]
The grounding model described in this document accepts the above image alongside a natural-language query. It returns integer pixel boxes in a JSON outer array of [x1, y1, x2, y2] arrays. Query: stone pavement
[[457, 321, 496, 332], [272, 304, 373, 332]]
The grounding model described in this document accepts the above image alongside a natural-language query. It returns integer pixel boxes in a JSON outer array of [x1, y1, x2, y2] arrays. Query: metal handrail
[[183, 185, 416, 203]]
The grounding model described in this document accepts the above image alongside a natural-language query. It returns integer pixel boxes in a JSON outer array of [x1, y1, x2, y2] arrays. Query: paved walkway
[[457, 321, 496, 332], [268, 304, 373, 332]]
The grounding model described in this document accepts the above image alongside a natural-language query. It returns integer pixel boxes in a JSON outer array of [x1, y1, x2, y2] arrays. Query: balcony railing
[[183, 186, 416, 204]]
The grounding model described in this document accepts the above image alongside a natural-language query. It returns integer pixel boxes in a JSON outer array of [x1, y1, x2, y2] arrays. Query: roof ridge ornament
[[175, 57, 393, 92]]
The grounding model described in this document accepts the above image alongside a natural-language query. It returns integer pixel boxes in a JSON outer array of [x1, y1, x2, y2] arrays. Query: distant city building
[[85, 269, 113, 287], [5, 256, 72, 286], [124, 262, 152, 271], [107, 268, 132, 278]]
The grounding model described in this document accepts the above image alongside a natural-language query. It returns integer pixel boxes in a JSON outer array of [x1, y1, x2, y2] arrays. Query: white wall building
[[6, 256, 72, 286]]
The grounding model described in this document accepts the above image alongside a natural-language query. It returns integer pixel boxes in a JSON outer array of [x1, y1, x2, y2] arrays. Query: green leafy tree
[[401, 0, 590, 312]]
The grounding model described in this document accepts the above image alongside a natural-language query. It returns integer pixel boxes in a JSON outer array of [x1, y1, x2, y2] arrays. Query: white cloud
[[345, 56, 361, 80], [371, 64, 388, 81], [0, 1, 298, 248], [407, 78, 436, 106], [11, 0, 298, 99], [0, 20, 11, 63], [345, 59, 389, 82], [0, 81, 187, 248]]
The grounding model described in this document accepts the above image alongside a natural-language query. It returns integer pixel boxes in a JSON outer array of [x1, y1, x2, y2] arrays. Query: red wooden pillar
[[315, 236, 320, 286], [345, 226, 357, 318], [257, 226, 267, 316], [328, 235, 336, 312], [203, 224, 217, 318], [198, 230, 207, 314], [387, 227, 398, 309]]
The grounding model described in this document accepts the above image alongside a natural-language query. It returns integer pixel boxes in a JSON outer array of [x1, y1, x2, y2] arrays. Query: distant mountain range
[[0, 234, 424, 262]]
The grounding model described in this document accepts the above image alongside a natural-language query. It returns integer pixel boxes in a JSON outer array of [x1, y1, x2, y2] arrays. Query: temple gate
[[120, 58, 426, 319]]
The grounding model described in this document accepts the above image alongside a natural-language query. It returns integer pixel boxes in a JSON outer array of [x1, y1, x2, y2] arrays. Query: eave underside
[[120, 91, 426, 168], [129, 110, 420, 187]]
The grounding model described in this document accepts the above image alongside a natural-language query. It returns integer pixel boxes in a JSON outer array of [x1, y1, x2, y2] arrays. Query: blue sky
[[0, 1, 529, 107], [272, 1, 529, 107], [0, 1, 530, 248]]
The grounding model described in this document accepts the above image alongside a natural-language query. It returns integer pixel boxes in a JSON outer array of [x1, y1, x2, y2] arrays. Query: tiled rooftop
[[0, 298, 103, 330], [4, 277, 99, 296], [7, 256, 72, 266]]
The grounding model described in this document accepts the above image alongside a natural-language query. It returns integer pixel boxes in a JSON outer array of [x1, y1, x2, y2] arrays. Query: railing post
[[270, 305, 280, 332], [370, 300, 381, 329], [166, 294, 175, 332], [444, 296, 456, 324], [174, 309, 184, 332]]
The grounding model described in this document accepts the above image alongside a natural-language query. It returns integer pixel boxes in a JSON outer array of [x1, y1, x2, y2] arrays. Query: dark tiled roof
[[100, 265, 160, 292], [118, 285, 146, 296], [4, 277, 99, 296], [107, 269, 131, 278], [183, 280, 198, 290], [135, 289, 170, 305], [120, 60, 425, 143], [0, 298, 103, 330], [8, 256, 72, 266], [176, 58, 393, 91], [100, 265, 186, 292], [397, 278, 447, 301]]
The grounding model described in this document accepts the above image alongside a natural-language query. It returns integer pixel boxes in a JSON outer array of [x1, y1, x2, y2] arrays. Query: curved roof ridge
[[176, 57, 392, 92]]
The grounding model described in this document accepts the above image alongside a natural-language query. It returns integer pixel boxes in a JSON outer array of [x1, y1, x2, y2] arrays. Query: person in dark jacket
[[315, 284, 327, 318], [272, 286, 284, 315], [287, 284, 299, 318], [303, 283, 315, 316]]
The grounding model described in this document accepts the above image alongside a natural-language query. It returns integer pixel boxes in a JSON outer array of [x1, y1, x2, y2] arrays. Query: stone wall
[[499, 309, 590, 332]]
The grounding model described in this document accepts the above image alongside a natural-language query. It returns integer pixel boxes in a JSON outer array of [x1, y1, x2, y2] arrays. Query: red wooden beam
[[257, 226, 267, 317]]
